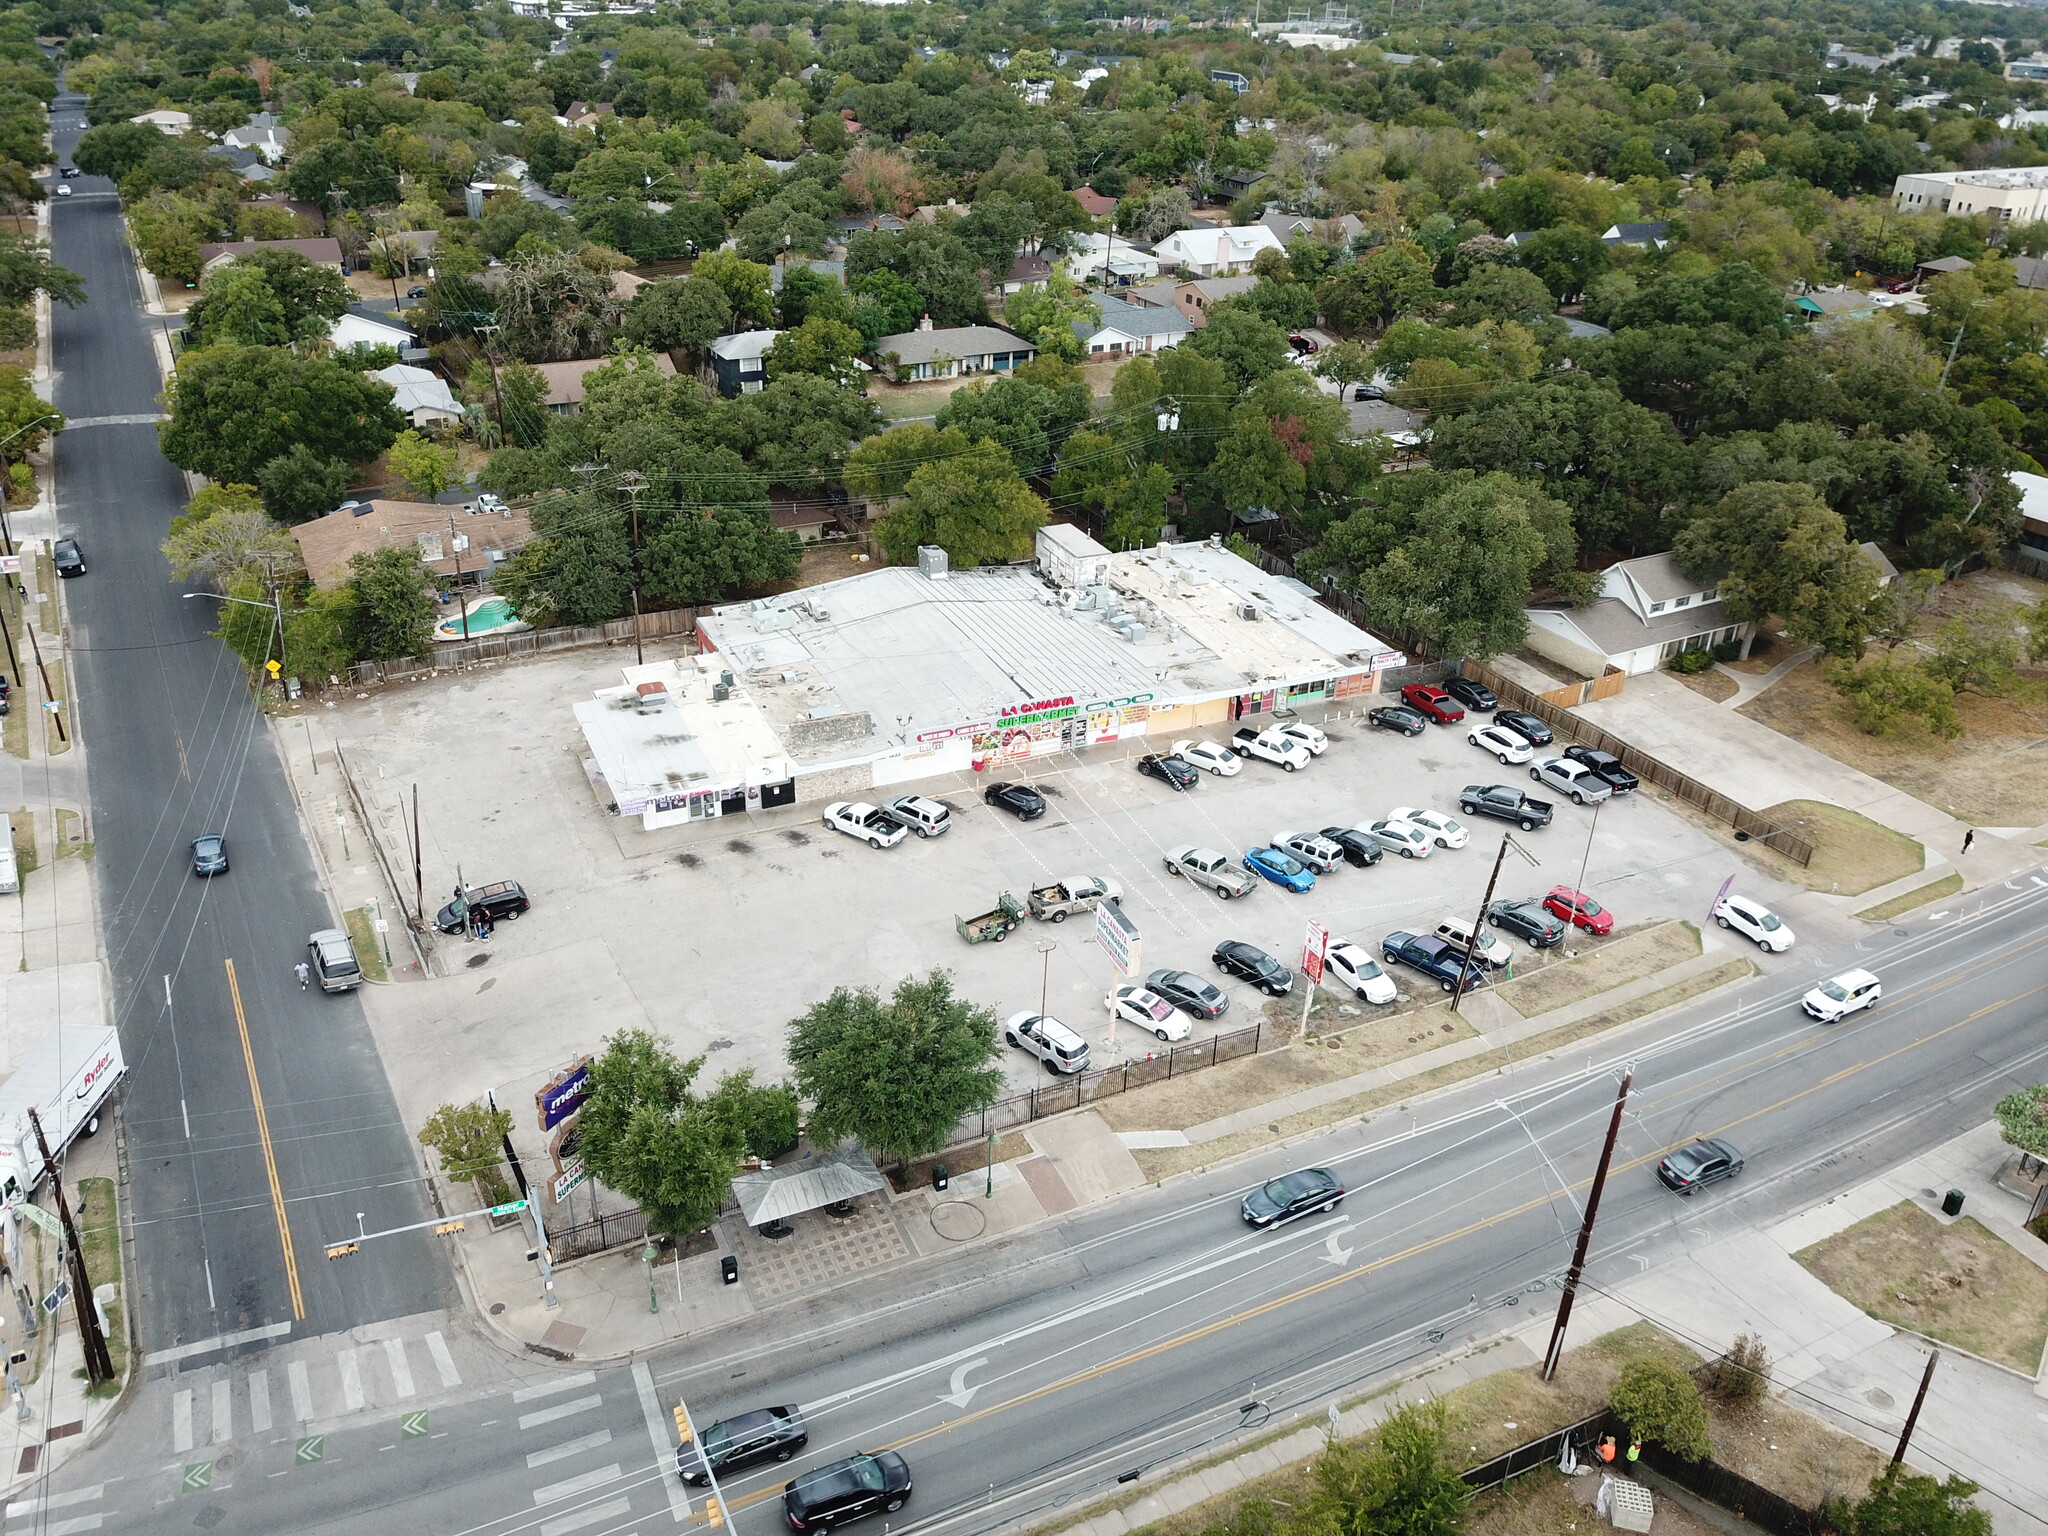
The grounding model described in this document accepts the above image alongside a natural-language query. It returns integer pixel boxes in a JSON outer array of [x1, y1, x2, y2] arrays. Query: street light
[[185, 589, 286, 679]]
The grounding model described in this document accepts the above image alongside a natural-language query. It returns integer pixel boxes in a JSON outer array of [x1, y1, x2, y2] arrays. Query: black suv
[[784, 1451, 912, 1531], [1366, 704, 1427, 737], [1319, 826, 1384, 868], [678, 1405, 807, 1486], [434, 880, 531, 933], [1563, 745, 1639, 794], [1443, 676, 1497, 712], [1486, 897, 1565, 947]]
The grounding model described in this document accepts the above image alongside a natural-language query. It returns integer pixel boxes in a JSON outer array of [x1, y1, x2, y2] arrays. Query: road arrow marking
[[1320, 1225, 1354, 1267], [181, 1463, 212, 1493], [401, 1411, 429, 1438], [937, 1357, 989, 1408], [295, 1436, 324, 1464]]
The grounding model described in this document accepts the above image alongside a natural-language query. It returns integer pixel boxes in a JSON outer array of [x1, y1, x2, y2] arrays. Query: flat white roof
[[575, 657, 795, 812]]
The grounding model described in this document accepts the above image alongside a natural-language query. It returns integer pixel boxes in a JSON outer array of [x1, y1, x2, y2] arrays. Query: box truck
[[0, 1025, 124, 1199]]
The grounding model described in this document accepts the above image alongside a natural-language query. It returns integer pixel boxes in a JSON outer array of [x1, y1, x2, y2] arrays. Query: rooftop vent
[[917, 545, 950, 581], [1237, 602, 1261, 621]]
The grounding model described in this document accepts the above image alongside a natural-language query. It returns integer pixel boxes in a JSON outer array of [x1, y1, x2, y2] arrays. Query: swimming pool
[[436, 596, 528, 641]]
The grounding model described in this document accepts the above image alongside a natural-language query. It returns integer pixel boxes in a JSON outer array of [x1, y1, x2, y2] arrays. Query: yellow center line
[[225, 957, 305, 1320], [711, 971, 2048, 1517]]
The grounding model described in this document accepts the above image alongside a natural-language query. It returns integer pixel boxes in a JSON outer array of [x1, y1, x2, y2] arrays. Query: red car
[[1400, 684, 1466, 725], [1543, 885, 1613, 936]]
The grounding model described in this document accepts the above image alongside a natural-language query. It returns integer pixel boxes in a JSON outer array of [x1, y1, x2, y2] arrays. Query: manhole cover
[[193, 1508, 226, 1530], [490, 1302, 506, 1316], [465, 954, 489, 969]]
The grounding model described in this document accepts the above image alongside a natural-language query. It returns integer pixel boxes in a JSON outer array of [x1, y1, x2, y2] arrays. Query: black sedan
[[983, 782, 1047, 820], [784, 1450, 912, 1531], [1486, 897, 1565, 947], [1213, 940, 1293, 995], [1145, 967, 1229, 1019], [53, 537, 85, 577], [1366, 704, 1427, 738], [190, 834, 228, 876], [1241, 1166, 1345, 1227], [1657, 1138, 1744, 1196], [1136, 753, 1200, 791], [1492, 710, 1552, 747], [1564, 745, 1639, 794], [1443, 676, 1498, 712], [680, 1405, 807, 1485], [1319, 826, 1384, 868]]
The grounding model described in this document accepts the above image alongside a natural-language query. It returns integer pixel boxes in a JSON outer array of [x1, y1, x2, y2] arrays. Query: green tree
[[344, 545, 436, 661], [1994, 1084, 2048, 1159], [1923, 613, 2023, 697], [1002, 275, 1100, 364], [775, 267, 853, 332], [212, 572, 286, 673], [875, 437, 1049, 568], [161, 487, 300, 589], [160, 346, 405, 486], [496, 359, 553, 449], [701, 1069, 801, 1160], [642, 499, 798, 607], [417, 1100, 514, 1204], [493, 492, 633, 626], [0, 368, 60, 461], [0, 235, 84, 310], [1316, 243, 1435, 335], [1823, 1469, 1992, 1536], [691, 249, 775, 329], [1826, 655, 1963, 739], [495, 249, 630, 363], [845, 422, 969, 505], [256, 445, 354, 525], [764, 317, 864, 389], [1514, 224, 1608, 301], [1610, 1356, 1712, 1462], [1674, 482, 1884, 660], [1303, 1399, 1466, 1536], [1185, 307, 1293, 393], [387, 429, 458, 500], [1443, 263, 1554, 328], [786, 970, 1003, 1168], [573, 1030, 748, 1237], [186, 248, 350, 345], [71, 119, 164, 183]]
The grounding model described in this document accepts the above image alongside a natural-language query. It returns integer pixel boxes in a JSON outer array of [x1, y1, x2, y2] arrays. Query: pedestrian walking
[[1962, 827, 1975, 855], [294, 960, 310, 990]]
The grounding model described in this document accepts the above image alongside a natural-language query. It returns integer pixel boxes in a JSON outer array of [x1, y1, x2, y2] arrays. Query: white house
[[1524, 552, 1750, 677], [1152, 224, 1286, 277], [1074, 295, 1192, 356], [1065, 231, 1160, 284], [370, 364, 462, 428], [871, 321, 1037, 382], [130, 108, 191, 136], [330, 307, 418, 355], [222, 114, 290, 163]]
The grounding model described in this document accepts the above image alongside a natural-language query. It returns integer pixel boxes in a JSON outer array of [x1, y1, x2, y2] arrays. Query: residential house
[[707, 330, 782, 397], [1916, 254, 1976, 281], [370, 364, 463, 429], [1128, 275, 1256, 329], [1209, 69, 1251, 93], [912, 198, 968, 224], [1524, 552, 1750, 677], [1215, 169, 1267, 203], [1066, 231, 1160, 284], [1074, 295, 1192, 357], [222, 114, 290, 163], [1557, 316, 1613, 339], [2014, 469, 2048, 577], [1857, 541, 1899, 588], [770, 259, 846, 294], [1152, 224, 1286, 277], [203, 146, 277, 183], [130, 108, 191, 135], [243, 194, 326, 233], [2017, 254, 2048, 291], [871, 321, 1037, 383], [1001, 253, 1052, 294], [535, 353, 678, 415], [330, 305, 419, 356], [1073, 186, 1117, 219], [1601, 222, 1670, 250], [1793, 288, 1880, 323], [770, 494, 844, 545], [197, 236, 345, 275], [1258, 210, 1365, 248], [291, 498, 536, 590]]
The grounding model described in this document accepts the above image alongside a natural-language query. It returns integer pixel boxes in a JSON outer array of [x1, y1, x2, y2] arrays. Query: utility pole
[[1452, 830, 1539, 1014], [411, 783, 423, 927], [618, 470, 647, 665], [21, 603, 64, 744], [447, 513, 471, 640], [26, 1109, 114, 1385], [1891, 1347, 1939, 1466], [474, 322, 506, 440], [1541, 1068, 1633, 1380]]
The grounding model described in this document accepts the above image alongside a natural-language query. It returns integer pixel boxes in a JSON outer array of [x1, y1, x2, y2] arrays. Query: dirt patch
[[1737, 571, 2048, 827], [1721, 627, 1791, 674], [1671, 666, 1739, 703], [1795, 1202, 2048, 1374], [1706, 1395, 1891, 1513], [1466, 1466, 1726, 1536], [1757, 799, 1924, 895], [674, 852, 701, 868], [1497, 921, 1700, 1018], [1855, 872, 1962, 921], [779, 829, 811, 846]]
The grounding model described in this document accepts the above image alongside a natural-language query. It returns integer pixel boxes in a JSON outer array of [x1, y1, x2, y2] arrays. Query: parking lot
[[319, 650, 1801, 1133]]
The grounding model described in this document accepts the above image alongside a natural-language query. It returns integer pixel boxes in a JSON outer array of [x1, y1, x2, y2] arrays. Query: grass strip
[[1855, 872, 1963, 922], [76, 1175, 128, 1394], [345, 906, 391, 984]]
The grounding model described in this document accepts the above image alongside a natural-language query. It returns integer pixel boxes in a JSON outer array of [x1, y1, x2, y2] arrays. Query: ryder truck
[[0, 1024, 124, 1199]]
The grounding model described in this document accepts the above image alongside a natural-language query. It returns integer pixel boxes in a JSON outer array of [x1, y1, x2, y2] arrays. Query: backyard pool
[[436, 596, 528, 641]]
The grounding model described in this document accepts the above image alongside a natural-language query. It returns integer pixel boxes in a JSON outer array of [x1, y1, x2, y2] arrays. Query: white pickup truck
[[1028, 875, 1123, 923], [1231, 726, 1311, 772], [1163, 845, 1258, 899], [822, 801, 908, 848]]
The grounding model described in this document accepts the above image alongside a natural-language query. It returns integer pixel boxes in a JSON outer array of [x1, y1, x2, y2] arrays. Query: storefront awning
[[732, 1145, 887, 1225]]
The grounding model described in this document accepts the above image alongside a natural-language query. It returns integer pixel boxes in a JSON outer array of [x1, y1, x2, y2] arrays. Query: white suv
[[1802, 969, 1880, 1022], [1432, 914, 1513, 968], [1005, 1012, 1092, 1074], [1713, 894, 1794, 951]]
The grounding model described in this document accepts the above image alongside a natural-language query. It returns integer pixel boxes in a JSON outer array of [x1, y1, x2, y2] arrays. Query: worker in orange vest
[[1598, 1435, 1617, 1463]]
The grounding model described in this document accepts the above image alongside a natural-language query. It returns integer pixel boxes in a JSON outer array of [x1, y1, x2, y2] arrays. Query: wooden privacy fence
[[345, 605, 700, 686], [1462, 662, 1816, 867], [947, 1020, 1267, 1148]]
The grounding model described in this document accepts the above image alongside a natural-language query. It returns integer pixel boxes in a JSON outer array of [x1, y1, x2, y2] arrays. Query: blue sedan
[[1242, 846, 1315, 893]]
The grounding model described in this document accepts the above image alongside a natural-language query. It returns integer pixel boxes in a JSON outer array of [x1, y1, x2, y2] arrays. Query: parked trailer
[[0, 1024, 125, 1199], [956, 892, 1024, 944]]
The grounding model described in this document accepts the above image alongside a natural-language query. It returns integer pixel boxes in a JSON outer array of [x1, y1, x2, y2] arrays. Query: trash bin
[[932, 1163, 949, 1192], [721, 1255, 740, 1285], [1941, 1188, 1965, 1217]]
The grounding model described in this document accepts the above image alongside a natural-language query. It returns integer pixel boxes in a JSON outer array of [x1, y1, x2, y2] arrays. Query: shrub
[[1705, 1332, 1771, 1406], [1669, 649, 1716, 674], [1710, 638, 1744, 662], [1994, 1084, 2048, 1160], [1610, 1356, 1711, 1461]]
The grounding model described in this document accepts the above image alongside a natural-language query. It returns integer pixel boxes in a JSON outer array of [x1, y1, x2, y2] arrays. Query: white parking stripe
[[514, 1370, 596, 1403], [289, 1360, 314, 1422], [383, 1338, 415, 1398], [249, 1368, 272, 1434], [39, 1516, 102, 1536], [518, 1395, 602, 1431], [533, 1464, 623, 1504], [528, 1429, 613, 1469], [424, 1331, 461, 1389]]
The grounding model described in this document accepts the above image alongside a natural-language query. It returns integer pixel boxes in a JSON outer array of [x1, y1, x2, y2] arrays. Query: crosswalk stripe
[[5, 1484, 103, 1518], [289, 1360, 314, 1422], [634, 1361, 692, 1523], [518, 1395, 602, 1431], [337, 1348, 364, 1412], [424, 1331, 461, 1389], [249, 1368, 272, 1435], [513, 1370, 596, 1403], [39, 1516, 102, 1536], [533, 1464, 622, 1505], [210, 1379, 232, 1444], [383, 1338, 415, 1398], [172, 1389, 193, 1454], [539, 1497, 631, 1536], [527, 1429, 613, 1469]]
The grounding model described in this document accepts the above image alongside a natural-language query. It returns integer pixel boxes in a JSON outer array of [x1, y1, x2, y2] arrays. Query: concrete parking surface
[[304, 647, 1820, 1140]]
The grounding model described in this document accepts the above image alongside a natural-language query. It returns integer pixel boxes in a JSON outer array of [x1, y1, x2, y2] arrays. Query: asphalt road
[[35, 871, 2048, 1534], [44, 91, 451, 1354]]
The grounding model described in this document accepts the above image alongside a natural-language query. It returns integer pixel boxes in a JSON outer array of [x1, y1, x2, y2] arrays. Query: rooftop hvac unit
[[917, 545, 950, 581], [1237, 602, 1261, 621], [712, 683, 730, 702], [721, 670, 735, 688]]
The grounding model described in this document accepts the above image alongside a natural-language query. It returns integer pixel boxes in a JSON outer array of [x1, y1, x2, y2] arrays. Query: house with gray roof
[[1524, 551, 1750, 677], [1075, 294, 1191, 356], [871, 320, 1036, 383]]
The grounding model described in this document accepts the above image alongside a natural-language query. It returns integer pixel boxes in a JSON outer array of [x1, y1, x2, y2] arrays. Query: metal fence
[[1461, 1412, 1604, 1495], [1462, 661, 1816, 867], [949, 1020, 1267, 1147], [344, 605, 700, 686], [547, 1201, 650, 1262]]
